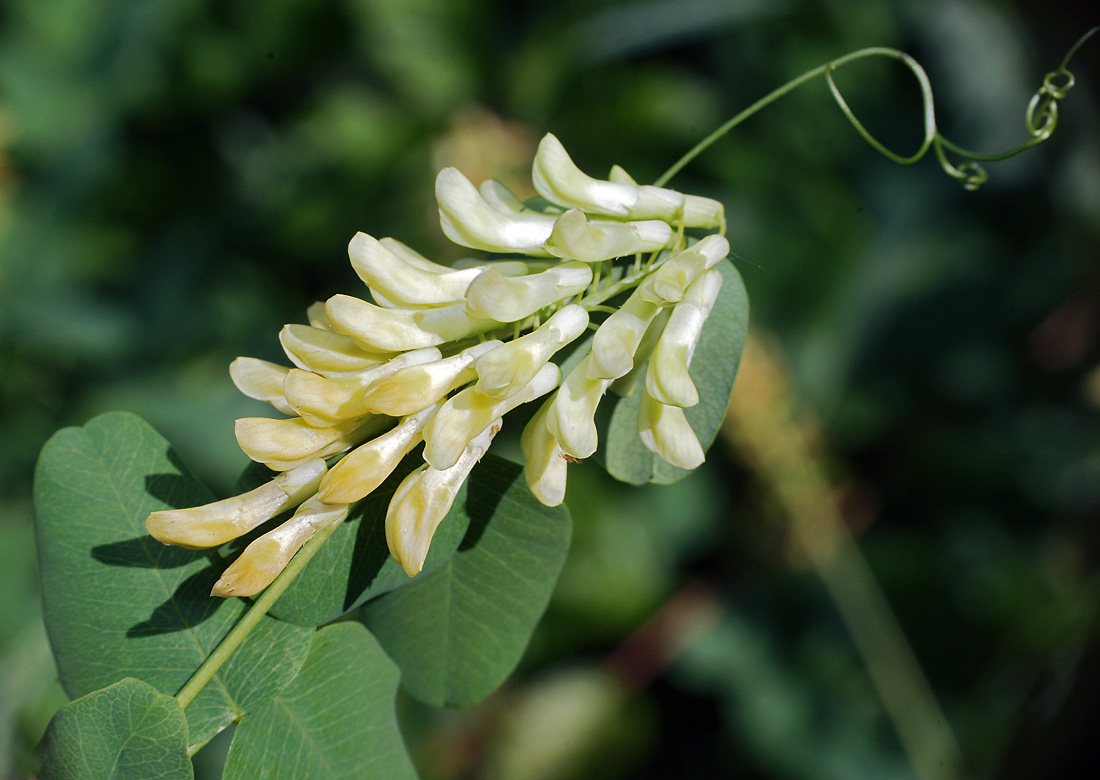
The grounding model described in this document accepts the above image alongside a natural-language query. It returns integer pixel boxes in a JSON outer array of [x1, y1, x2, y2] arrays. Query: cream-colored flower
[[317, 404, 438, 504], [474, 304, 589, 399], [279, 324, 393, 378], [436, 167, 557, 255], [521, 398, 568, 507], [386, 421, 499, 576], [326, 294, 499, 352], [357, 341, 501, 417], [234, 416, 377, 471], [211, 497, 351, 597], [532, 133, 724, 228], [229, 357, 296, 416], [348, 232, 486, 308], [281, 347, 441, 425], [465, 262, 592, 322], [588, 292, 662, 381], [146, 459, 327, 549], [545, 209, 673, 263], [638, 234, 728, 306], [637, 391, 705, 470], [646, 269, 723, 407], [423, 362, 560, 470], [545, 355, 614, 459]]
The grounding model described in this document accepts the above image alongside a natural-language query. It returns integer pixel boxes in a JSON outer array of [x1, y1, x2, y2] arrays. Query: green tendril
[[657, 26, 1097, 190]]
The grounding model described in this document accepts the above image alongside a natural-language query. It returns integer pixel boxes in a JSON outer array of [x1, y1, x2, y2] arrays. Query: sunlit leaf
[[33, 411, 313, 750], [362, 455, 571, 707], [37, 677, 192, 780], [222, 623, 417, 780]]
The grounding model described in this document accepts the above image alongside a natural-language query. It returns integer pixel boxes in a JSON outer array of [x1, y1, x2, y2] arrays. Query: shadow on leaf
[[126, 564, 230, 637], [91, 535, 200, 569]]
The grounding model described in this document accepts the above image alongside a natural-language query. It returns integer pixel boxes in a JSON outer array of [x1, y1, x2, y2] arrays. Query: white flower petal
[[317, 405, 437, 504], [639, 234, 729, 306], [545, 209, 672, 263], [229, 357, 296, 416], [521, 398, 568, 507], [436, 167, 556, 255], [349, 232, 485, 307], [211, 498, 350, 597], [357, 341, 500, 416], [474, 304, 588, 399], [645, 269, 723, 407], [637, 391, 705, 470], [234, 416, 375, 469], [326, 294, 499, 351], [424, 362, 560, 470], [465, 262, 592, 322], [279, 324, 393, 377], [545, 355, 613, 459], [145, 459, 326, 548], [588, 292, 662, 380], [386, 421, 499, 576]]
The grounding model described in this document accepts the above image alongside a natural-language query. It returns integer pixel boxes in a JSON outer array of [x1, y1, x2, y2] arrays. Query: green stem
[[174, 515, 347, 712], [655, 27, 1097, 189]]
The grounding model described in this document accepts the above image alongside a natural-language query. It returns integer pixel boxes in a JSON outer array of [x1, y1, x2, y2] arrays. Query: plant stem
[[174, 515, 347, 711]]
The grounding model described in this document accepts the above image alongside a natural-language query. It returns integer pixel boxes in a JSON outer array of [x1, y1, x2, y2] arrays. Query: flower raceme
[[145, 133, 730, 595]]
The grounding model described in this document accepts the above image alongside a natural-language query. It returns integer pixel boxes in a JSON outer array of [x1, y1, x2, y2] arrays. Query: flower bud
[[639, 234, 728, 306], [387, 422, 499, 576], [357, 341, 500, 416], [348, 232, 485, 307], [465, 262, 592, 322], [317, 405, 437, 504], [279, 324, 393, 377], [545, 355, 614, 459], [637, 391, 705, 470], [229, 357, 295, 416], [326, 294, 498, 352], [210, 497, 350, 597], [436, 167, 556, 255], [146, 459, 327, 549], [646, 269, 723, 407], [588, 292, 662, 381], [424, 362, 560, 470], [474, 305, 588, 399], [545, 209, 672, 263], [521, 399, 568, 507]]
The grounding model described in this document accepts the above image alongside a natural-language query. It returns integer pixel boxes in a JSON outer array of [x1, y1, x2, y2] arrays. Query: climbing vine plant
[[32, 29, 1094, 780]]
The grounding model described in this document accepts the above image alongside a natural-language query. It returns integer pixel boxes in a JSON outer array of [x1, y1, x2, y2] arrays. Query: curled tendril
[[656, 26, 1098, 191]]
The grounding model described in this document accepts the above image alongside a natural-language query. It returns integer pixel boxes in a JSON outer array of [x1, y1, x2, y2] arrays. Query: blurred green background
[[2, 0, 1099, 778]]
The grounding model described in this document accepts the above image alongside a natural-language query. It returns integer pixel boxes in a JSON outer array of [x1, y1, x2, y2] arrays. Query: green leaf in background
[[222, 623, 417, 780], [36, 677, 192, 780], [269, 450, 471, 626], [33, 411, 314, 750], [362, 455, 572, 707], [597, 258, 749, 485]]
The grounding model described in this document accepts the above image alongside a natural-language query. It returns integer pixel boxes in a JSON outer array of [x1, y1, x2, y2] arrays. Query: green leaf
[[269, 451, 471, 626], [362, 455, 572, 707], [37, 677, 192, 780], [34, 411, 314, 750], [222, 623, 417, 780], [597, 258, 749, 485]]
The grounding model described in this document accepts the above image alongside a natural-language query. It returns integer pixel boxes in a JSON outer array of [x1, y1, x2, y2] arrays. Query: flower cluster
[[146, 133, 729, 596]]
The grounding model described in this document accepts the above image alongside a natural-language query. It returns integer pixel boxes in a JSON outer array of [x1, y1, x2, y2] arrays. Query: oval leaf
[[33, 411, 314, 749], [37, 677, 192, 780], [362, 455, 572, 707], [222, 623, 417, 780], [597, 258, 749, 484], [269, 450, 471, 626]]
